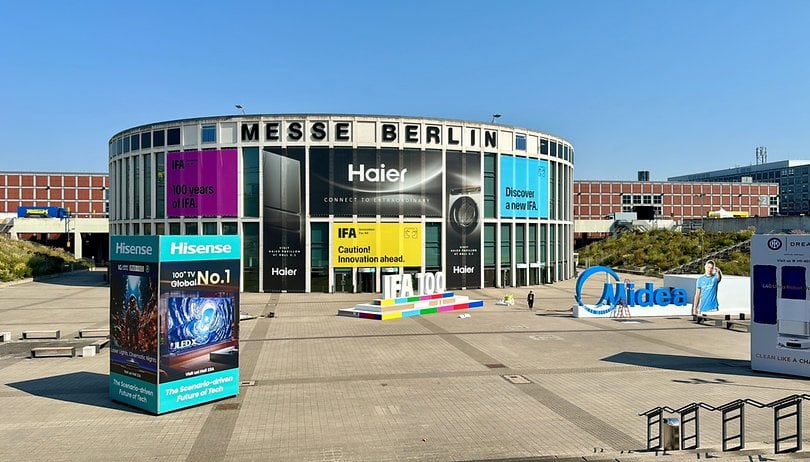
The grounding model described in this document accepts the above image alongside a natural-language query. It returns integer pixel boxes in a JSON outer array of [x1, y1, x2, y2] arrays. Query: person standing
[[693, 260, 722, 316], [527, 290, 535, 310]]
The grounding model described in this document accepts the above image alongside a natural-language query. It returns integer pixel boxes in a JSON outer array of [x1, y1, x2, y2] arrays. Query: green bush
[[0, 237, 90, 282]]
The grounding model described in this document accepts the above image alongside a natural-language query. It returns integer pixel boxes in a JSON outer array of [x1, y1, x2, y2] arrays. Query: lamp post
[[234, 104, 245, 115], [491, 113, 501, 123]]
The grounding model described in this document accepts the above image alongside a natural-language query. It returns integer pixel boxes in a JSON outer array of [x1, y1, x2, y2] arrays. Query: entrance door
[[516, 268, 527, 287], [334, 269, 352, 293], [359, 270, 375, 293]]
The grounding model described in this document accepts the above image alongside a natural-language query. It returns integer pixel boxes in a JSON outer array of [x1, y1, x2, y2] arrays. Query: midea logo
[[575, 266, 687, 315]]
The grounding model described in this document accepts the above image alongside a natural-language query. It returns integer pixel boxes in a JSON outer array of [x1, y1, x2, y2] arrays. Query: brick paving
[[1, 270, 810, 461]]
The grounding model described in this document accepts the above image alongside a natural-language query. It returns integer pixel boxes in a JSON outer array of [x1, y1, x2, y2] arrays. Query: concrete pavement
[[1, 270, 810, 461]]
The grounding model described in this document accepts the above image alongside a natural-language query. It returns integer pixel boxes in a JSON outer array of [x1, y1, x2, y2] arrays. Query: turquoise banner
[[159, 235, 241, 262], [110, 236, 159, 263], [158, 368, 239, 413], [110, 372, 158, 413]]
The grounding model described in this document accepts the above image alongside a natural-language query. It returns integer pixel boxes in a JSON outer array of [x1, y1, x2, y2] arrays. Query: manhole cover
[[485, 363, 506, 369], [502, 375, 531, 384]]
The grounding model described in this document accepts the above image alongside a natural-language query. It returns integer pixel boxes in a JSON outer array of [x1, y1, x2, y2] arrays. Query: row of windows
[[110, 121, 574, 162]]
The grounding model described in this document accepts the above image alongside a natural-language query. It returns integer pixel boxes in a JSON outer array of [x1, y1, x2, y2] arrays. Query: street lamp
[[234, 104, 245, 115], [491, 113, 502, 123]]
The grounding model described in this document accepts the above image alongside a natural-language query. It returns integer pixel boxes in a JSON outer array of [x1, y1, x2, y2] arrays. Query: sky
[[2, 1, 809, 181]]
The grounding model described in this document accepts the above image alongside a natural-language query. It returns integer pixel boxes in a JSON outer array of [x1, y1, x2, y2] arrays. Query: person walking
[[527, 290, 535, 310]]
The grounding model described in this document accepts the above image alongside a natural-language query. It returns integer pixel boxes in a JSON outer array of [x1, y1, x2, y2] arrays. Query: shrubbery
[[578, 229, 753, 276], [0, 237, 91, 282]]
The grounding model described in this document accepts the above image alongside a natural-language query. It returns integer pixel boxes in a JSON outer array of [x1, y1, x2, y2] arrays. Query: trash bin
[[661, 417, 680, 450]]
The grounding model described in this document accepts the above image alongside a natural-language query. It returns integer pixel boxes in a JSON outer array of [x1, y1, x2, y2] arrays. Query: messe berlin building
[[108, 115, 574, 293]]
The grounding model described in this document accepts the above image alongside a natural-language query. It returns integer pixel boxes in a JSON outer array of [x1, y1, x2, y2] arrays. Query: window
[[425, 223, 441, 268], [550, 141, 557, 157], [243, 147, 259, 217], [156, 153, 165, 218], [515, 135, 526, 151], [540, 138, 548, 155], [169, 222, 180, 235], [484, 153, 496, 218], [622, 195, 631, 204], [222, 222, 238, 235], [131, 134, 140, 151], [653, 195, 662, 204], [185, 222, 198, 235], [202, 124, 217, 143], [153, 130, 165, 147], [203, 222, 218, 235], [141, 132, 151, 149], [167, 128, 181, 146], [633, 195, 642, 204]]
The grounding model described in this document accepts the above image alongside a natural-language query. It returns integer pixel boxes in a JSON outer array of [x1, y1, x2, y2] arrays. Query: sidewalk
[[1, 271, 808, 461]]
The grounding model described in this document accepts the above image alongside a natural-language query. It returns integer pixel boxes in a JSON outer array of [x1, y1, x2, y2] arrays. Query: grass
[[577, 229, 753, 276], [0, 236, 92, 282]]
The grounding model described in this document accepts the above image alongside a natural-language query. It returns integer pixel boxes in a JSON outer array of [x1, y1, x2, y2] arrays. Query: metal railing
[[640, 394, 805, 453]]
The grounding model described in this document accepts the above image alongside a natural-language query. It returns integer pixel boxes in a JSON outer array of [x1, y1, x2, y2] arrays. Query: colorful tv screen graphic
[[499, 156, 548, 218], [309, 148, 443, 217], [110, 266, 159, 378], [166, 149, 238, 217], [162, 296, 236, 359]]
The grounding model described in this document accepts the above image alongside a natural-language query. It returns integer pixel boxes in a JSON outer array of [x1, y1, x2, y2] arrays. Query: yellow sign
[[333, 223, 423, 267]]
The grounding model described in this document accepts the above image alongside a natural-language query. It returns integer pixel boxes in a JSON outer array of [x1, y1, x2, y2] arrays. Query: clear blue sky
[[2, 1, 809, 180]]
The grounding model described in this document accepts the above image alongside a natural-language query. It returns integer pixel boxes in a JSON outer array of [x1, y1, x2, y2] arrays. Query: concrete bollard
[[82, 345, 97, 357]]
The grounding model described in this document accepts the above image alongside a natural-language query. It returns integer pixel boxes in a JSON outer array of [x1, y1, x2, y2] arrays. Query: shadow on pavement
[[6, 371, 144, 414], [601, 351, 774, 378], [31, 270, 109, 288]]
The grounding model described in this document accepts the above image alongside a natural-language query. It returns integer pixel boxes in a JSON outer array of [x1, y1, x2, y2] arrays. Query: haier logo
[[575, 266, 687, 315], [453, 266, 474, 274], [338, 228, 357, 238], [116, 242, 153, 256], [271, 267, 297, 276], [170, 242, 232, 255], [348, 164, 407, 182]]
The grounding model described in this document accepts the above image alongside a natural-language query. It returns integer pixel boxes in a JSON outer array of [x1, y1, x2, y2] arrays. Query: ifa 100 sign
[[574, 266, 690, 318]]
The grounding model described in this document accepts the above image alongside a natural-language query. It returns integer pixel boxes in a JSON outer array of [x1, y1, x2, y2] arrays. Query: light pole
[[491, 113, 501, 123], [235, 104, 245, 115]]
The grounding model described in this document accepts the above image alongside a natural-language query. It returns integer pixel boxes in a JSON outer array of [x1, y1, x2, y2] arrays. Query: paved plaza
[[2, 270, 810, 461]]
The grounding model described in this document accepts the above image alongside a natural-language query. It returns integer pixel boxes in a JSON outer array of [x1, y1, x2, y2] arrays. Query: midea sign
[[575, 266, 688, 315]]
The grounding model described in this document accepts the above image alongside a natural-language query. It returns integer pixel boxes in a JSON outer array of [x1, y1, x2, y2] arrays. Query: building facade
[[575, 180, 778, 220], [0, 171, 109, 218], [573, 180, 779, 247], [109, 115, 574, 293], [669, 160, 809, 215]]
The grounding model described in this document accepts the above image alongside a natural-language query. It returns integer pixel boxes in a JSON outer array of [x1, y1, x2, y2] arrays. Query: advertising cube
[[109, 235, 240, 414]]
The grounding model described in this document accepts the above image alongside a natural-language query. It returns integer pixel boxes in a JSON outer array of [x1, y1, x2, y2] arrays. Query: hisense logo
[[170, 242, 232, 255], [116, 242, 153, 255]]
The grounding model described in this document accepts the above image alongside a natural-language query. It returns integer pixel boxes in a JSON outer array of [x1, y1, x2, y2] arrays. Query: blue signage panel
[[159, 235, 241, 262], [499, 156, 548, 218], [110, 235, 159, 263], [158, 369, 240, 413]]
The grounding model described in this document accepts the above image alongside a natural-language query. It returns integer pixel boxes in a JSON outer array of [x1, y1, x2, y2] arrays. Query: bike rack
[[639, 393, 810, 454]]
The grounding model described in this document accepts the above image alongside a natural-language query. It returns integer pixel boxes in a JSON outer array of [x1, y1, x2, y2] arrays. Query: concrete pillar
[[73, 231, 83, 259]]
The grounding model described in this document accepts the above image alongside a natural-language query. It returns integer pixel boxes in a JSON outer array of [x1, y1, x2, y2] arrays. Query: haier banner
[[166, 150, 238, 217], [445, 151, 482, 289], [109, 235, 240, 414], [309, 148, 443, 217], [263, 148, 307, 292], [751, 234, 810, 377], [499, 156, 549, 218]]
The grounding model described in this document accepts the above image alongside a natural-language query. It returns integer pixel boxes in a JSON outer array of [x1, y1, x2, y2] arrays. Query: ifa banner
[[332, 223, 423, 268]]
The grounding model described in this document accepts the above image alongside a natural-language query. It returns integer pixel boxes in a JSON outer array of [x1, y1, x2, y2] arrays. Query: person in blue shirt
[[693, 260, 723, 316]]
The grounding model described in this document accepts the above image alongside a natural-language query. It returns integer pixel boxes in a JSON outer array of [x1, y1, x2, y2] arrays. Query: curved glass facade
[[109, 115, 574, 293]]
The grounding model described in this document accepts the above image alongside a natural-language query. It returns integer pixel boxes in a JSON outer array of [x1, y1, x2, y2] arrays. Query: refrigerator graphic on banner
[[110, 235, 241, 414], [446, 151, 482, 289], [263, 149, 306, 292], [751, 234, 810, 378]]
